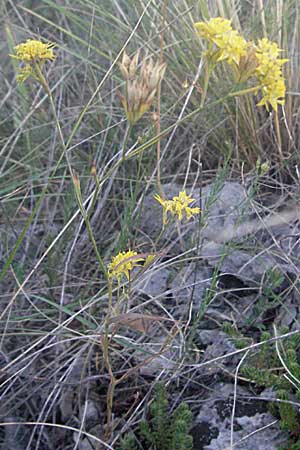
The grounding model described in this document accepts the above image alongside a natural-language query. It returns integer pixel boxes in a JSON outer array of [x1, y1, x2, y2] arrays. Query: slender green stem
[[0, 137, 67, 285], [73, 177, 107, 277], [87, 169, 100, 220], [103, 280, 116, 439], [35, 63, 73, 174], [122, 122, 132, 161], [0, 65, 71, 285], [104, 281, 113, 364], [118, 149, 145, 251], [274, 110, 283, 163], [105, 377, 117, 439], [128, 87, 257, 161], [156, 0, 167, 196], [82, 208, 107, 278], [200, 65, 259, 107], [228, 85, 260, 97], [35, 63, 107, 278], [155, 218, 173, 249], [125, 277, 131, 313], [201, 62, 213, 107]]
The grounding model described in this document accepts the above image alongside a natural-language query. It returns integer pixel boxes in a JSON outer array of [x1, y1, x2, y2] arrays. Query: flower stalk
[[10, 39, 107, 278]]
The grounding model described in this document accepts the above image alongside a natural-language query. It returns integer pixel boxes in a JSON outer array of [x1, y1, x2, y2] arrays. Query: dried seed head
[[182, 79, 189, 89], [119, 52, 130, 80], [122, 51, 131, 67], [129, 51, 139, 78], [119, 51, 166, 125]]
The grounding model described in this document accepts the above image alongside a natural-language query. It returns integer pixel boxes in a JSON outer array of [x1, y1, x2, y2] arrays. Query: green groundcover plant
[[118, 383, 193, 450]]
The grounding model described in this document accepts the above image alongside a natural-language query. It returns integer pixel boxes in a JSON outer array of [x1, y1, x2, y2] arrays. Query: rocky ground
[[1, 179, 300, 449], [135, 180, 300, 450]]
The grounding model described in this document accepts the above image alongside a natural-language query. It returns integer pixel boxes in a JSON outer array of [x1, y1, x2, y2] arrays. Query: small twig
[[230, 350, 250, 449], [156, 0, 167, 194], [184, 157, 202, 336], [273, 323, 300, 388], [231, 419, 279, 449]]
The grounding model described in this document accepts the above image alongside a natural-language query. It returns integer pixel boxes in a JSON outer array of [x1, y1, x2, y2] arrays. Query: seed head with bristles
[[119, 51, 166, 125]]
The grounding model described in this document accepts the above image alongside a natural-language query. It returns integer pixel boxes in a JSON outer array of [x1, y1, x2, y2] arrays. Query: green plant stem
[[35, 63, 107, 278], [103, 282, 113, 365], [35, 64, 74, 175], [200, 62, 214, 107], [103, 280, 117, 439], [0, 135, 68, 286], [82, 206, 107, 277], [88, 171, 100, 220], [118, 150, 145, 251], [274, 110, 283, 163], [122, 123, 132, 161], [35, 64, 63, 140], [229, 85, 260, 97], [128, 85, 260, 161], [106, 377, 117, 439], [156, 0, 167, 196]]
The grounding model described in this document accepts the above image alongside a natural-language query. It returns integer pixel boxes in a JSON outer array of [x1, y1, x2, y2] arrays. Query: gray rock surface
[[193, 383, 288, 450], [73, 425, 102, 450], [141, 181, 300, 286], [198, 330, 241, 374], [135, 265, 171, 298], [171, 263, 213, 314], [137, 181, 299, 448], [136, 335, 180, 377], [202, 241, 292, 285], [206, 413, 286, 450], [140, 181, 250, 244]]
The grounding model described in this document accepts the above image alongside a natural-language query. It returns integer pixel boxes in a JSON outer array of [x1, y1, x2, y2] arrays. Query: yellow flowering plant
[[194, 17, 247, 66], [194, 17, 288, 112], [10, 39, 55, 84], [10, 38, 111, 283], [107, 250, 146, 282], [154, 190, 200, 226], [254, 38, 288, 111], [194, 17, 248, 106]]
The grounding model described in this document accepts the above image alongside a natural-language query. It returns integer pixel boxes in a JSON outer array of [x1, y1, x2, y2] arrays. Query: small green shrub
[[222, 325, 300, 448], [118, 383, 193, 450]]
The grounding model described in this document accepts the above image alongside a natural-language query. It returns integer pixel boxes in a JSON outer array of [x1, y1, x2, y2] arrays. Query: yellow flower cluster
[[11, 39, 55, 62], [108, 250, 145, 282], [194, 17, 247, 65], [194, 17, 288, 111], [154, 191, 200, 226], [254, 38, 288, 111], [10, 39, 55, 83]]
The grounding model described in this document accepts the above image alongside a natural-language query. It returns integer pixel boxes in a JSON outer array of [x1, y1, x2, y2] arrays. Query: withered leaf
[[109, 313, 175, 334]]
